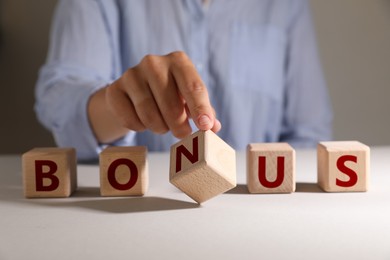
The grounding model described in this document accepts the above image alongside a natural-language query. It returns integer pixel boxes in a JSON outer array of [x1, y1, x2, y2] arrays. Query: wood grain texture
[[100, 146, 148, 196], [317, 141, 370, 192], [169, 130, 236, 204], [247, 143, 295, 194], [22, 147, 77, 198]]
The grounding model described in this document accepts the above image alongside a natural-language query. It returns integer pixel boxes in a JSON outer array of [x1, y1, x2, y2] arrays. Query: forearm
[[35, 64, 112, 160], [87, 85, 130, 144]]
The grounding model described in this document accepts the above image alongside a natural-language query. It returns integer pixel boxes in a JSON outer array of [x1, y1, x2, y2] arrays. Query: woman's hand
[[88, 51, 221, 143]]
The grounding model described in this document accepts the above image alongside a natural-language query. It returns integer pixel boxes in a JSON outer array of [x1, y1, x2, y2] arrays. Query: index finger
[[168, 52, 217, 132]]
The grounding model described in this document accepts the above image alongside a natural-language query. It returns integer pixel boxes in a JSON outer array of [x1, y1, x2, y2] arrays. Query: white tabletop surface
[[1, 147, 390, 260]]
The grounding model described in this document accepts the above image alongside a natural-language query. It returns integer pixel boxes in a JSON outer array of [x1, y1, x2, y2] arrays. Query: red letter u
[[258, 156, 285, 188]]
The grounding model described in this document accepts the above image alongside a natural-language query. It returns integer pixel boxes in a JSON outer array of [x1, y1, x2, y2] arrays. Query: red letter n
[[175, 136, 199, 173]]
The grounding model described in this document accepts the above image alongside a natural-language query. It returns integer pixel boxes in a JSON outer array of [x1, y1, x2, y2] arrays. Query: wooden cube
[[247, 143, 295, 193], [317, 141, 370, 192], [22, 147, 77, 198], [169, 130, 236, 204], [100, 146, 148, 196]]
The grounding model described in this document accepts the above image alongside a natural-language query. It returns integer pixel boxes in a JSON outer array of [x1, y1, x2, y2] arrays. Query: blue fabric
[[35, 0, 332, 160]]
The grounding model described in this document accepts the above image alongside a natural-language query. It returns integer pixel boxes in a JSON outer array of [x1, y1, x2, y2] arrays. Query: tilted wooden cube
[[100, 146, 148, 196], [247, 143, 295, 193], [169, 130, 236, 204], [22, 147, 77, 198], [317, 141, 370, 192]]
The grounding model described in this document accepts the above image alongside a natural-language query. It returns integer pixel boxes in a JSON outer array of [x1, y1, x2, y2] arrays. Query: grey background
[[1, 0, 389, 154]]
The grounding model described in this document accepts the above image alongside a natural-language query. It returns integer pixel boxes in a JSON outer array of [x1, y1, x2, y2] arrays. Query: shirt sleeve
[[280, 0, 333, 147], [35, 0, 136, 160]]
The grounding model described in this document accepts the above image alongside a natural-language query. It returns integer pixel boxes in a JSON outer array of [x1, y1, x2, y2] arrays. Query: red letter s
[[336, 155, 358, 187]]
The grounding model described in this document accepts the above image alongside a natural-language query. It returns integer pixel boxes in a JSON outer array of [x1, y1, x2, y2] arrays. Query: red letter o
[[107, 158, 138, 191]]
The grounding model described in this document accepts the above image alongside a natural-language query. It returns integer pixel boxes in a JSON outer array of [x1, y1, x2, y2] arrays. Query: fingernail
[[198, 115, 212, 128]]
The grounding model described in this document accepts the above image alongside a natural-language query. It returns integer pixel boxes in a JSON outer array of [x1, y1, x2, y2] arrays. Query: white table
[[1, 147, 390, 260]]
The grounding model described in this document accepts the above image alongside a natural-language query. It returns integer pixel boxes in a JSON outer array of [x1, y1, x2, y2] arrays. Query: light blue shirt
[[36, 0, 332, 160]]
